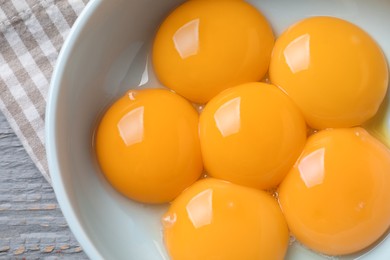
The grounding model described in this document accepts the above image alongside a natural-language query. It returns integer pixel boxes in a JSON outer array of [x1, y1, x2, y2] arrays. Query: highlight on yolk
[[269, 16, 389, 129], [162, 178, 289, 260], [95, 89, 202, 204], [199, 82, 307, 190], [278, 127, 390, 255], [152, 0, 274, 104]]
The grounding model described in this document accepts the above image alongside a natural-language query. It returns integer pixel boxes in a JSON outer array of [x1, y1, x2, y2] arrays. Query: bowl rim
[[45, 0, 104, 259]]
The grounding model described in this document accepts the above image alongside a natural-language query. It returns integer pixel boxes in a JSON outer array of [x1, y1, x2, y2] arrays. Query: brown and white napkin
[[0, 0, 89, 183]]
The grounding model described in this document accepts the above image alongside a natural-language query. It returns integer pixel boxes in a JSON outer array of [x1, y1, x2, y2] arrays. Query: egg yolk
[[278, 127, 390, 255], [199, 82, 307, 190], [152, 0, 274, 104], [95, 89, 202, 204], [269, 16, 389, 129], [162, 178, 289, 260]]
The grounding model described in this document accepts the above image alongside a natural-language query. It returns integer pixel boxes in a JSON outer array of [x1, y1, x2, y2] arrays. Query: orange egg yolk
[[199, 82, 307, 190], [278, 127, 390, 255], [269, 16, 388, 129], [152, 0, 274, 104], [95, 89, 202, 204], [162, 178, 289, 260]]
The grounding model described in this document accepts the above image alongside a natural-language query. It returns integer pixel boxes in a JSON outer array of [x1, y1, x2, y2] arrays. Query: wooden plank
[[0, 112, 88, 259]]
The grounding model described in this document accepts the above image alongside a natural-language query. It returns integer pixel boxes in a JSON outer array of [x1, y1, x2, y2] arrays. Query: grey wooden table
[[0, 111, 89, 259]]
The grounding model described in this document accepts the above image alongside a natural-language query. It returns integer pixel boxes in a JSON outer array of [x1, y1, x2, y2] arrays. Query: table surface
[[0, 111, 88, 259]]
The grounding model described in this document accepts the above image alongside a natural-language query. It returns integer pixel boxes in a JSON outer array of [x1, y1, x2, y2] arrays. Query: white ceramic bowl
[[46, 0, 390, 259]]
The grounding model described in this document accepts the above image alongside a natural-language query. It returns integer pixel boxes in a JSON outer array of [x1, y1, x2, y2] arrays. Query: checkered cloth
[[0, 0, 89, 183]]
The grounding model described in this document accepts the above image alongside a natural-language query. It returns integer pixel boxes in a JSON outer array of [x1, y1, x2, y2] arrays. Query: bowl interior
[[46, 0, 390, 259]]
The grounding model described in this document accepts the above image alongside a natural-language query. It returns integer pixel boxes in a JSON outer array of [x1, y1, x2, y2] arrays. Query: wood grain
[[0, 112, 89, 259]]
